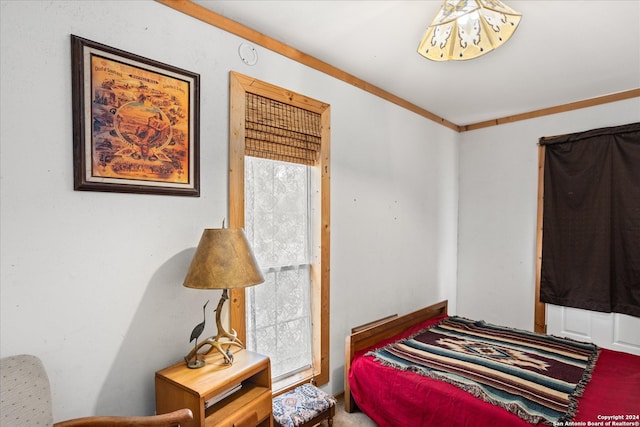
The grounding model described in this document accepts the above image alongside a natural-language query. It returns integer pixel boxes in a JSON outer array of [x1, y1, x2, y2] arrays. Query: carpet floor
[[317, 395, 377, 427]]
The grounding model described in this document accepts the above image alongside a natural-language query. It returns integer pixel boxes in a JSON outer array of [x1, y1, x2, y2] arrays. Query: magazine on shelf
[[204, 384, 242, 409]]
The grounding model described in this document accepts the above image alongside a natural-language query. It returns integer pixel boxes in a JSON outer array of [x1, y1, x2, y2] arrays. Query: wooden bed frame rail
[[344, 300, 448, 413]]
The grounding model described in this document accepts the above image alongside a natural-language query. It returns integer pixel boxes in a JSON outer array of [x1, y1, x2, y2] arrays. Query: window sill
[[272, 367, 316, 397]]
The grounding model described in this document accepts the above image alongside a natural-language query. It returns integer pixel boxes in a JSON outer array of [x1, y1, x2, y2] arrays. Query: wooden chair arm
[[53, 408, 193, 427]]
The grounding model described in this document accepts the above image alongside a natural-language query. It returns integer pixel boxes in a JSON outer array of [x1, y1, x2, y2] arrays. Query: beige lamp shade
[[183, 228, 264, 290], [418, 0, 522, 61]]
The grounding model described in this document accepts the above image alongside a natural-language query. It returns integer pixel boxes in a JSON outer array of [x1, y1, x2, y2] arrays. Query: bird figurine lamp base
[[185, 300, 209, 369], [184, 289, 244, 368]]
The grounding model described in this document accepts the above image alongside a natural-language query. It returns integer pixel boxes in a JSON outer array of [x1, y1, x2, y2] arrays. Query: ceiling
[[192, 1, 640, 127]]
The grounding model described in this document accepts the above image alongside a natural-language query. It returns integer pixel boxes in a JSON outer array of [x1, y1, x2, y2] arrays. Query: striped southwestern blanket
[[369, 316, 599, 426]]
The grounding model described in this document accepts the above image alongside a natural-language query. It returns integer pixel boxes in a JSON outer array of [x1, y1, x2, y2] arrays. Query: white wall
[[0, 0, 458, 421], [457, 98, 640, 330]]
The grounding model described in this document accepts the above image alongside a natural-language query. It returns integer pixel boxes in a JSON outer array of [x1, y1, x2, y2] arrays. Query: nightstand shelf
[[155, 349, 272, 427]]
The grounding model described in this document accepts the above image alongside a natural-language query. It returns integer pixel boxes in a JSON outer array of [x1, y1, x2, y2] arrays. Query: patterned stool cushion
[[272, 383, 337, 427]]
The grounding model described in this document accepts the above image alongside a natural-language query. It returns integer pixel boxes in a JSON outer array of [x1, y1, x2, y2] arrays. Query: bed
[[345, 300, 640, 426]]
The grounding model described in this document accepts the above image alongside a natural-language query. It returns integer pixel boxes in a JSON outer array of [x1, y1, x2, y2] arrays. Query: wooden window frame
[[534, 145, 546, 334], [228, 71, 331, 392]]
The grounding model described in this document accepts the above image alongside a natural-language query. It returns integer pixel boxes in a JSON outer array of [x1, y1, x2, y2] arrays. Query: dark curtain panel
[[540, 122, 640, 318]]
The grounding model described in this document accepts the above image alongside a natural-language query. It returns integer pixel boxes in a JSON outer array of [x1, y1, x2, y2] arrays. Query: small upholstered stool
[[272, 383, 337, 427]]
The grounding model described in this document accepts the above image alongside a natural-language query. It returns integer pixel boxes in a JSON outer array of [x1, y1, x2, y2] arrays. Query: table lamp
[[183, 227, 264, 367]]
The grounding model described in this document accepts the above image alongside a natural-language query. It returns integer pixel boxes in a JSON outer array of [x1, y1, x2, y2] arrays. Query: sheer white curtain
[[244, 156, 313, 379]]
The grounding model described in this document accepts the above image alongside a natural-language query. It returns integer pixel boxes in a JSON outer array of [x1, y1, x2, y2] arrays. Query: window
[[534, 122, 640, 331], [228, 71, 330, 391], [244, 157, 312, 380]]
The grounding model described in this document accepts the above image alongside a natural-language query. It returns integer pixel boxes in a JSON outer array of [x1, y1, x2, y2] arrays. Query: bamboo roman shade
[[245, 93, 321, 166]]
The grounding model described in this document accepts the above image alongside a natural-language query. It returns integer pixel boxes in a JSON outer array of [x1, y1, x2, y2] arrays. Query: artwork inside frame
[[71, 35, 200, 196]]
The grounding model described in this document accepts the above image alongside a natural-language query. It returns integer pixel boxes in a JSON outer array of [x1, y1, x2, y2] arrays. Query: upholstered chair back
[[0, 354, 54, 427]]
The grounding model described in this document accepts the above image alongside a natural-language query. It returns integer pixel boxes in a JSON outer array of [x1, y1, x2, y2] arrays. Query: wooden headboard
[[343, 300, 448, 412]]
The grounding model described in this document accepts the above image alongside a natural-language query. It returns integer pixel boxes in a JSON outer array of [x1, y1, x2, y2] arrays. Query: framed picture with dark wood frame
[[71, 35, 200, 196]]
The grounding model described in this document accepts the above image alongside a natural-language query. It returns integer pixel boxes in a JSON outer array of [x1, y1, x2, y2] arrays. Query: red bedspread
[[348, 315, 640, 427]]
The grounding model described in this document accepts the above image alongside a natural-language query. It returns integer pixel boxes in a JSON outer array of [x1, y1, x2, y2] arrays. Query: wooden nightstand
[[155, 349, 272, 427]]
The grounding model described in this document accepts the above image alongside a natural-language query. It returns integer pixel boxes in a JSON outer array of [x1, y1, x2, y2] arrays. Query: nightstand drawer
[[205, 385, 271, 426]]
